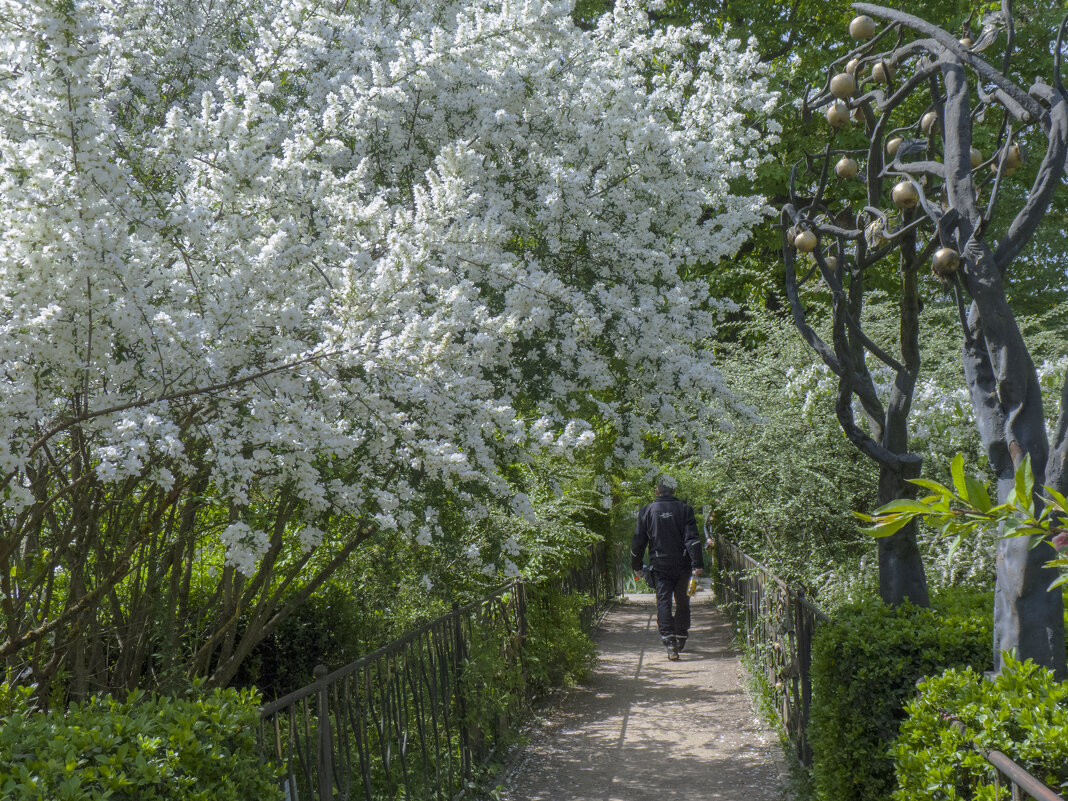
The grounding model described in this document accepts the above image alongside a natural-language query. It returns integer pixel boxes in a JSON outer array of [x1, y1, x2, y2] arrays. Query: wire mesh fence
[[258, 543, 624, 801]]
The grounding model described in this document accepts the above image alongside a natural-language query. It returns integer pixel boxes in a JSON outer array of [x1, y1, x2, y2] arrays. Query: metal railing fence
[[708, 531, 827, 766], [259, 543, 623, 801], [944, 716, 1067, 801], [710, 529, 1066, 799]]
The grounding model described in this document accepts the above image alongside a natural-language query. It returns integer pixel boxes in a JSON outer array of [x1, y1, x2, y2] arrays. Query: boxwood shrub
[[0, 686, 281, 801], [893, 655, 1068, 800], [809, 588, 993, 801]]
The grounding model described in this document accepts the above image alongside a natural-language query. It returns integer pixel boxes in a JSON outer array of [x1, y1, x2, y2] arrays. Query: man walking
[[631, 476, 702, 660]]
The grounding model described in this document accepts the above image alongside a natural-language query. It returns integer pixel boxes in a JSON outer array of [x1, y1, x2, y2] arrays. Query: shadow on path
[[500, 595, 789, 801]]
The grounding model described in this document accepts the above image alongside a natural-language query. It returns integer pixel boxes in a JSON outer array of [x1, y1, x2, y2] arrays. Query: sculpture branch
[[993, 95, 1068, 270], [854, 3, 1046, 124]]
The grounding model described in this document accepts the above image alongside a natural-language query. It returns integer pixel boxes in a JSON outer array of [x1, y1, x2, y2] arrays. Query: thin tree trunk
[[876, 456, 930, 606]]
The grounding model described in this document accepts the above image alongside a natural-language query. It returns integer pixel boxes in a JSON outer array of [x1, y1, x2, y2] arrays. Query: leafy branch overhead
[[859, 453, 1068, 588]]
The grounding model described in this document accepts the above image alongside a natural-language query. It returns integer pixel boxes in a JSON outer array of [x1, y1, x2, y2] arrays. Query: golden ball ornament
[[872, 60, 893, 84], [886, 137, 903, 158], [825, 101, 851, 129], [931, 247, 961, 277], [920, 111, 940, 135], [1004, 142, 1022, 169], [835, 157, 859, 179], [970, 147, 982, 169], [794, 230, 818, 252], [891, 180, 919, 209], [850, 15, 876, 40], [830, 72, 858, 99]]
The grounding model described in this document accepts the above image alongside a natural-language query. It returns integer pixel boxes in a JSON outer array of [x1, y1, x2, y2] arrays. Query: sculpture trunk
[[963, 308, 1067, 679], [877, 455, 929, 607], [992, 518, 1066, 679]]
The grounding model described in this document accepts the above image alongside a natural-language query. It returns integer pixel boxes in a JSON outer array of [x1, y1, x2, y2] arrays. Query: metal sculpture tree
[[782, 2, 1068, 675]]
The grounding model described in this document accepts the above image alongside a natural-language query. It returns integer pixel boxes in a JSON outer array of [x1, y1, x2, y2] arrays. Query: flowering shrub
[[0, 0, 777, 689]]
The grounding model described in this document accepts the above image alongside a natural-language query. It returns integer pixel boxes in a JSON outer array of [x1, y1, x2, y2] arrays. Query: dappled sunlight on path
[[500, 595, 789, 801]]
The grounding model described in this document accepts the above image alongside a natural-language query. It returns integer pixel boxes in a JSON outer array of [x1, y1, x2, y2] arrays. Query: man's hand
[[705, 537, 714, 549], [692, 568, 703, 576]]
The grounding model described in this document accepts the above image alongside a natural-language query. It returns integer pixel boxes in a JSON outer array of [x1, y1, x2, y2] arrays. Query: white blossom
[[415, 526, 433, 546], [0, 0, 778, 564], [297, 525, 324, 553], [219, 522, 270, 576]]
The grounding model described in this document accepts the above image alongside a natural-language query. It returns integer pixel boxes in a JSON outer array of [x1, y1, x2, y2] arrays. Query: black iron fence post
[[450, 601, 471, 783], [314, 663, 333, 801], [517, 581, 529, 688]]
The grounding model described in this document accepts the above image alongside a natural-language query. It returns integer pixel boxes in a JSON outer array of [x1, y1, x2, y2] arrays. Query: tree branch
[[1046, 370, 1068, 495], [993, 94, 1068, 269], [854, 3, 1045, 124]]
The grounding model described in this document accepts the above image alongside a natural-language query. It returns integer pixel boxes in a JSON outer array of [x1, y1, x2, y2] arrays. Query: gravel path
[[499, 592, 790, 801]]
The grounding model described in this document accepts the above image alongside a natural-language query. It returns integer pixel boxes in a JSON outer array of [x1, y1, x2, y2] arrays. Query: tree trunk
[[877, 455, 930, 606], [992, 522, 1065, 678], [963, 306, 1067, 678]]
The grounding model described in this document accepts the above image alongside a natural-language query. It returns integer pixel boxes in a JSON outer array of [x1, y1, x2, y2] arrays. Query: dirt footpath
[[499, 593, 790, 801]]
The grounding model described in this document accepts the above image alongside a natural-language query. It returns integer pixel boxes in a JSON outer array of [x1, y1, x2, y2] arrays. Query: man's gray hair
[[656, 475, 677, 495]]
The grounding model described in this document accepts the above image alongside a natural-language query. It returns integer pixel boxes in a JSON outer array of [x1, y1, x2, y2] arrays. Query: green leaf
[[1044, 486, 1068, 514], [1000, 518, 1041, 537], [951, 452, 967, 498], [946, 533, 962, 558], [860, 515, 913, 538], [909, 478, 954, 496], [963, 475, 992, 512], [1015, 454, 1034, 511], [873, 499, 931, 515]]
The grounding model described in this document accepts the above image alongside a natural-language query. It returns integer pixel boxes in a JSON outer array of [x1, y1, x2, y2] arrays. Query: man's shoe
[[665, 638, 680, 660], [675, 636, 687, 653]]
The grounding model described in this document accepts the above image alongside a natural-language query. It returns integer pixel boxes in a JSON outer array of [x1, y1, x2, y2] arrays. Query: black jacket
[[630, 493, 701, 572]]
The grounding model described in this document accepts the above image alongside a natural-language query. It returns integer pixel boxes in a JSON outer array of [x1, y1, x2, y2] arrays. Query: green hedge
[[809, 589, 993, 801], [0, 686, 281, 801], [893, 655, 1068, 800]]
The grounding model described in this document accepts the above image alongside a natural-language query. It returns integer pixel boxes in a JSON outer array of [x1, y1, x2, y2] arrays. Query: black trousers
[[651, 567, 691, 643]]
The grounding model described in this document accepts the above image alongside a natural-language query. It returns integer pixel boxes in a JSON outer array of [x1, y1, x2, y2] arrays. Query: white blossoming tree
[[0, 0, 777, 692]]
